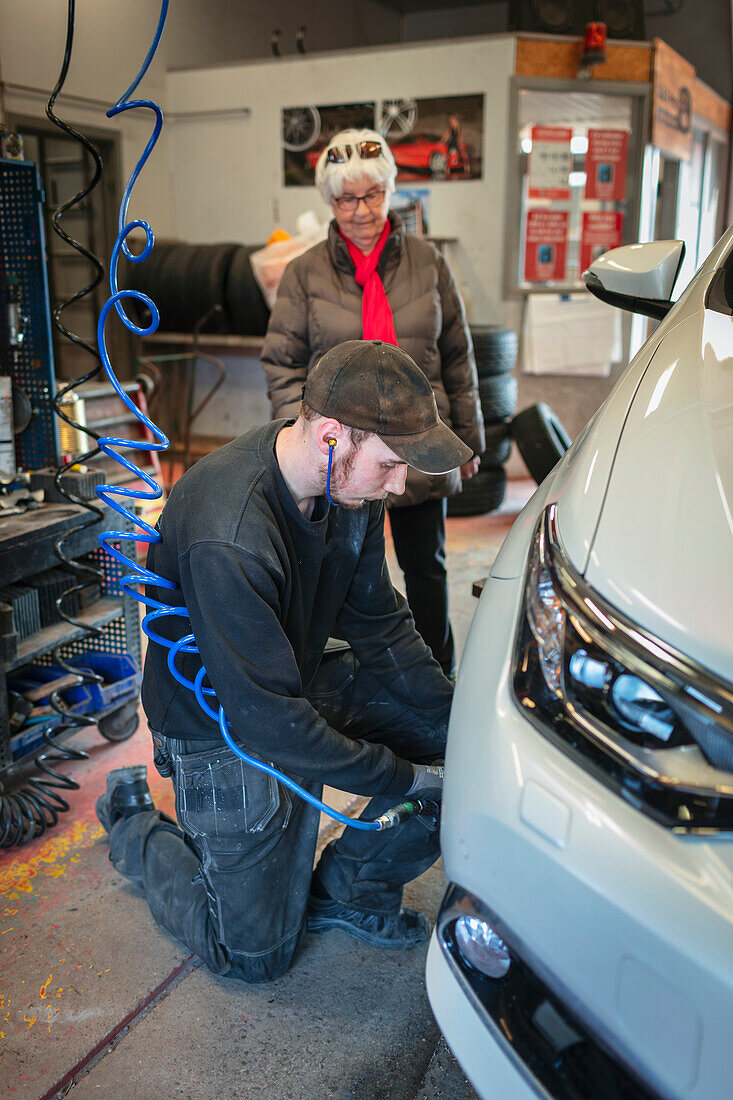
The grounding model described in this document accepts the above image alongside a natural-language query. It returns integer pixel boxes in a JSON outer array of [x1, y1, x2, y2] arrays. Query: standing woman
[[261, 128, 484, 678]]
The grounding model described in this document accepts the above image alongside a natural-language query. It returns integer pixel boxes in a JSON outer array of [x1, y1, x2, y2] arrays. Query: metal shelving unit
[[8, 600, 125, 673], [0, 159, 142, 779], [0, 502, 141, 777]]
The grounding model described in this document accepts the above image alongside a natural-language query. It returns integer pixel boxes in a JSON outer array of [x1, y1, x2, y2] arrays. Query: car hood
[[583, 299, 733, 682]]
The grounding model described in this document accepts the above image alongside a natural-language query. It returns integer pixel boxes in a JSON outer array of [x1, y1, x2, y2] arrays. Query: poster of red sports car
[[281, 94, 484, 187], [282, 102, 376, 187], [385, 94, 484, 182]]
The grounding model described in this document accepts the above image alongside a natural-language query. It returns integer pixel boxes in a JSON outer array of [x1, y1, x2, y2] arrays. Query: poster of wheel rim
[[282, 94, 484, 186]]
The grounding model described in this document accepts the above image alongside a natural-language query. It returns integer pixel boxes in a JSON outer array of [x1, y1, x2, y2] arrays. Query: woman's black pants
[[388, 498, 455, 678]]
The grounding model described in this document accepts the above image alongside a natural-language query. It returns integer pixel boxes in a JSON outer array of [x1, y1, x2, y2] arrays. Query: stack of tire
[[123, 240, 270, 337], [448, 324, 518, 517]]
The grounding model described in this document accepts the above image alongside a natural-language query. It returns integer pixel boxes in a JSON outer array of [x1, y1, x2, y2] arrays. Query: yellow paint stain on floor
[[0, 819, 104, 902]]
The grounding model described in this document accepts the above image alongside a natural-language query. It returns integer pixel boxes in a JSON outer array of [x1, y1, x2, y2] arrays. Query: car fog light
[[454, 916, 511, 978]]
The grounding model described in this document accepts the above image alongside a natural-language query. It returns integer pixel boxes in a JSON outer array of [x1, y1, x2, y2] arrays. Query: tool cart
[[0, 502, 141, 777], [0, 158, 143, 791]]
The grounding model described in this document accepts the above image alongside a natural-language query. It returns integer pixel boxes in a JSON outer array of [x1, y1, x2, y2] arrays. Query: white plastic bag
[[250, 213, 327, 309]]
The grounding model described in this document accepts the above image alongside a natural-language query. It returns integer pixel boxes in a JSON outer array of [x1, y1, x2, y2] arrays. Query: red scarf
[[340, 222, 398, 346]]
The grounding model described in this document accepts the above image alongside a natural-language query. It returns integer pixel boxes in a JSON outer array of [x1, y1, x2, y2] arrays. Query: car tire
[[511, 402, 572, 485], [470, 325, 518, 377], [226, 245, 271, 336], [429, 151, 448, 174], [482, 420, 512, 466], [150, 243, 193, 331], [478, 374, 518, 423], [447, 465, 507, 517], [124, 242, 239, 333], [121, 239, 182, 331], [196, 243, 241, 331], [159, 243, 239, 332]]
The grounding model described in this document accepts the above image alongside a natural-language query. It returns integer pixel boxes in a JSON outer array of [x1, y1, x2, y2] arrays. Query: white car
[[427, 227, 733, 1100]]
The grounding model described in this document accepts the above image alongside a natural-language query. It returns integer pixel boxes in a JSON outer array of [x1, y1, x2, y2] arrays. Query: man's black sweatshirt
[[142, 421, 453, 800]]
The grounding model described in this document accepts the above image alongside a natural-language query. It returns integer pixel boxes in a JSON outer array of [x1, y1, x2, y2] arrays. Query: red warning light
[[582, 22, 607, 66]]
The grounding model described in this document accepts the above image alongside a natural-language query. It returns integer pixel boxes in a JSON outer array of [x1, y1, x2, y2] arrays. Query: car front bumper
[[428, 569, 733, 1100], [427, 923, 539, 1100], [428, 883, 655, 1099]]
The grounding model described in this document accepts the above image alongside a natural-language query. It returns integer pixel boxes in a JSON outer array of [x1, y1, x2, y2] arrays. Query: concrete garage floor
[[0, 480, 534, 1099]]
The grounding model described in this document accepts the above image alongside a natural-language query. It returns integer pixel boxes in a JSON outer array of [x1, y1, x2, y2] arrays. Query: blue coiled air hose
[[94, 1, 431, 833]]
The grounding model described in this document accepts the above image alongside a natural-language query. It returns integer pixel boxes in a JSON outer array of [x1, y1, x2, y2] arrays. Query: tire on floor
[[511, 402, 572, 485]]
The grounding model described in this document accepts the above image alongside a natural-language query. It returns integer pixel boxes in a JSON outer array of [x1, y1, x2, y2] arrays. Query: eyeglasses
[[326, 140, 384, 164], [334, 189, 386, 211]]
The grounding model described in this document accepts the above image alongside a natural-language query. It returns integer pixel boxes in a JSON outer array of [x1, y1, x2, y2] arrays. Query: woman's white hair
[[315, 128, 397, 205]]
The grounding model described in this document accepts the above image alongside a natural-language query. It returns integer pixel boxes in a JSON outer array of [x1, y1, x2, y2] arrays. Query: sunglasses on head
[[326, 140, 384, 164]]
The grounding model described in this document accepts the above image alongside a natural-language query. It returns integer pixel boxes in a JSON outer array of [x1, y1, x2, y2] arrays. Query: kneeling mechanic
[[96, 339, 474, 983]]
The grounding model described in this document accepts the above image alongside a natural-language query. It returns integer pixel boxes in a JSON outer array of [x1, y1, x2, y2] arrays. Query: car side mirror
[[583, 240, 685, 319]]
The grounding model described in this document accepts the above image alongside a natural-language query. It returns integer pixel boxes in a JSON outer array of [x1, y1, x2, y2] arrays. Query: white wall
[[166, 36, 516, 322], [0, 0, 175, 237]]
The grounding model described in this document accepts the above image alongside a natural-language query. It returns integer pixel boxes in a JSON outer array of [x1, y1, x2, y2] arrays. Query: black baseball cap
[[303, 340, 473, 474]]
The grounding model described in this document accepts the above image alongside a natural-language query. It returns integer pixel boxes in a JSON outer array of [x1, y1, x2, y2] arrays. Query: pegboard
[[54, 613, 138, 665], [84, 531, 142, 669], [33, 528, 142, 671], [0, 159, 60, 469]]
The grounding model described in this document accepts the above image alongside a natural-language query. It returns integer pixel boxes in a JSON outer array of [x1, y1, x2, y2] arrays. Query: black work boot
[[307, 895, 429, 949], [95, 765, 155, 833]]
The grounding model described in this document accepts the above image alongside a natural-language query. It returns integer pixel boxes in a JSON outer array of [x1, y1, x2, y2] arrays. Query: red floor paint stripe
[[38, 954, 197, 1100]]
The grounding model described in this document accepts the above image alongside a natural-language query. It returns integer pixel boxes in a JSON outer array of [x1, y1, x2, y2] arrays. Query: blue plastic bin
[[8, 653, 140, 721], [6, 664, 93, 715], [67, 652, 141, 712]]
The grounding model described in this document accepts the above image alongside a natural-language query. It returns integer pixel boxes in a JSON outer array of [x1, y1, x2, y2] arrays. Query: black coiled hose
[[0, 729, 88, 847]]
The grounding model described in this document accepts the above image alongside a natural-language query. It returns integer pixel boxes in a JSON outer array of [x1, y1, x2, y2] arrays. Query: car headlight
[[513, 505, 733, 832]]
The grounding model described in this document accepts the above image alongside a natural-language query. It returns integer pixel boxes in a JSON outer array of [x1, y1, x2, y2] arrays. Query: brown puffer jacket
[[260, 213, 485, 508]]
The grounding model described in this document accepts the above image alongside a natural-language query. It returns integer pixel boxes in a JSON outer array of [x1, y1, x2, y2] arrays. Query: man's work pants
[[108, 651, 447, 983]]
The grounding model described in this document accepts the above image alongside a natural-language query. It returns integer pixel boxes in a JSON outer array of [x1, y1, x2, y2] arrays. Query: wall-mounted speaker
[[508, 0, 645, 40]]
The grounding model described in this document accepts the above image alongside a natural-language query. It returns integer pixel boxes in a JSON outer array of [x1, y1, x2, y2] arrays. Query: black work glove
[[405, 763, 443, 828], [407, 762, 443, 799]]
